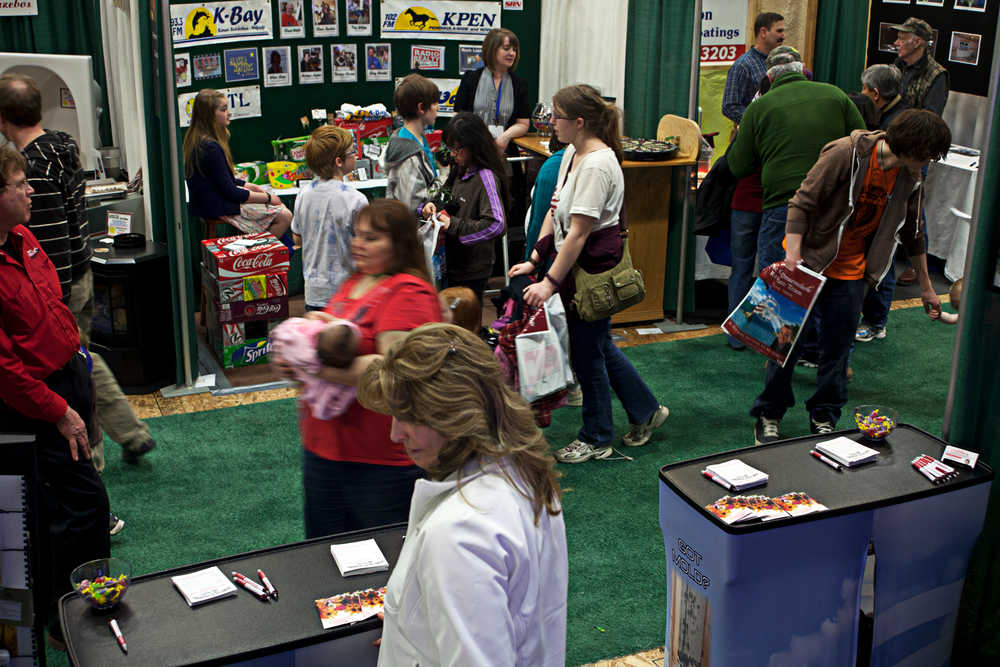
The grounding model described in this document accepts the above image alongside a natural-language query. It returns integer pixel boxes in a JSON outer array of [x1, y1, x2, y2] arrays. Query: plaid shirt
[[722, 47, 768, 123]]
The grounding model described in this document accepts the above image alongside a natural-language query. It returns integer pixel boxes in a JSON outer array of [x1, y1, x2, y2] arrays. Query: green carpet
[[48, 305, 957, 666]]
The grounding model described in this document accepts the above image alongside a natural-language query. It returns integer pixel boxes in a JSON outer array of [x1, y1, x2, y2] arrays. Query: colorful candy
[[76, 573, 129, 608], [855, 407, 895, 439]]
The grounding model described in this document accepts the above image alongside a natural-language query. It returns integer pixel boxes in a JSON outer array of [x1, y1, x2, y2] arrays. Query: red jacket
[[0, 224, 81, 422]]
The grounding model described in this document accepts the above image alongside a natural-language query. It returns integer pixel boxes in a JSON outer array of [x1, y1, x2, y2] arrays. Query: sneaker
[[565, 384, 583, 407], [623, 405, 670, 447], [554, 440, 613, 464], [109, 512, 125, 536], [754, 417, 781, 445], [122, 438, 156, 464], [796, 357, 819, 369], [810, 418, 835, 435], [855, 324, 886, 342]]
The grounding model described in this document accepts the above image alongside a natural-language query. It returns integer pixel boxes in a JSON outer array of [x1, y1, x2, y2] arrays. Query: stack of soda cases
[[201, 232, 290, 368]]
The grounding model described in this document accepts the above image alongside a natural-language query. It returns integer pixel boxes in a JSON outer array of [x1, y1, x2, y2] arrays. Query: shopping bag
[[515, 299, 569, 402], [543, 293, 574, 386], [417, 214, 445, 283]]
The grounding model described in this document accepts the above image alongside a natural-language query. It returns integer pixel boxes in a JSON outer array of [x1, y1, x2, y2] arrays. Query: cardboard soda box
[[202, 232, 290, 281], [202, 266, 289, 305], [334, 118, 392, 158], [207, 318, 280, 368]]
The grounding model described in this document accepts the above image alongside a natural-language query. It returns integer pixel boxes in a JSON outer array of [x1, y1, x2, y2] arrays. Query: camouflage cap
[[764, 45, 802, 70], [891, 17, 933, 42]]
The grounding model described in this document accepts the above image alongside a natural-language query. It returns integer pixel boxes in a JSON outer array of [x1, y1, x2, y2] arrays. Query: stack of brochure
[[330, 538, 389, 577], [705, 492, 828, 525], [703, 459, 769, 491], [815, 437, 879, 467], [315, 587, 386, 629], [171, 566, 238, 607]]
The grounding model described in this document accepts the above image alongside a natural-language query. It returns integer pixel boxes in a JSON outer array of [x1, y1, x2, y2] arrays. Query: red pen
[[810, 449, 843, 471], [701, 469, 735, 491], [232, 572, 269, 601], [109, 618, 127, 654], [257, 568, 278, 600]]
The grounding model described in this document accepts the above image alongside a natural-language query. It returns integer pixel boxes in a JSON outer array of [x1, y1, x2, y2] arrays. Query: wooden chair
[[656, 114, 702, 162]]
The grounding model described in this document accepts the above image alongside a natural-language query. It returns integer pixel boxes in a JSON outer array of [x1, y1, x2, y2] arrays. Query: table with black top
[[658, 424, 992, 667], [59, 523, 406, 666]]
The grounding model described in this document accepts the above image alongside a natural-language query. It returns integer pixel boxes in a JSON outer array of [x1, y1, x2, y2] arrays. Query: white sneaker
[[554, 440, 613, 464], [623, 405, 670, 447]]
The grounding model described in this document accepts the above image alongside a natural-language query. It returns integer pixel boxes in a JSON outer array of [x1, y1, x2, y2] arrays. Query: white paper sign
[[178, 85, 262, 127], [411, 45, 446, 70], [0, 0, 38, 16], [171, 1, 273, 47], [700, 0, 748, 65], [106, 211, 133, 236], [380, 1, 501, 41]]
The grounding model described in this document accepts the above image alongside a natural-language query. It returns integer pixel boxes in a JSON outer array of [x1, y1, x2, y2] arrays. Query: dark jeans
[[302, 450, 423, 538], [861, 261, 896, 330], [751, 277, 866, 425], [728, 209, 763, 348], [568, 315, 658, 447], [758, 204, 788, 268], [0, 354, 110, 632]]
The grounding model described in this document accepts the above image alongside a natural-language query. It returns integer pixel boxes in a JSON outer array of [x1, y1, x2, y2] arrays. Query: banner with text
[[380, 1, 500, 41], [171, 1, 273, 47], [178, 85, 262, 127], [0, 0, 37, 15], [701, 0, 747, 66]]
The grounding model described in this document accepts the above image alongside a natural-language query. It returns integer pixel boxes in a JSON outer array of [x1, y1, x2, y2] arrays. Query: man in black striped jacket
[[0, 75, 156, 516]]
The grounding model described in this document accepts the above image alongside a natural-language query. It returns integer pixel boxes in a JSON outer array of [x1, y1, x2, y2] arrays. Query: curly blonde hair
[[357, 323, 561, 521]]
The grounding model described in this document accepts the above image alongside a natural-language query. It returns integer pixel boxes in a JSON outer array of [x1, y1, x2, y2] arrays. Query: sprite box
[[235, 161, 268, 185], [271, 136, 310, 162]]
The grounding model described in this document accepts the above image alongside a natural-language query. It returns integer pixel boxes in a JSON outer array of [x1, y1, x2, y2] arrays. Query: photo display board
[[867, 0, 998, 97]]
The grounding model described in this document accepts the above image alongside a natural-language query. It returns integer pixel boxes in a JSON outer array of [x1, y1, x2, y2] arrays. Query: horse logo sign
[[380, 1, 500, 41]]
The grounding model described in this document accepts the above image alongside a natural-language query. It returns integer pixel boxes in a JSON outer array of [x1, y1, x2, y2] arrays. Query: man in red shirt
[[0, 145, 110, 648]]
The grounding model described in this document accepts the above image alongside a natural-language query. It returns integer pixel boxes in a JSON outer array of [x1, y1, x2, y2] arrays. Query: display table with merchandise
[[59, 523, 406, 665], [515, 135, 697, 324], [658, 424, 991, 667]]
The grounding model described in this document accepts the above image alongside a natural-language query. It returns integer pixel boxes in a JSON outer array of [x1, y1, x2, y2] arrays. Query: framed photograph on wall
[[954, 0, 987, 12], [949, 31, 982, 64], [312, 0, 339, 35], [347, 0, 373, 36], [175, 53, 191, 87], [225, 48, 260, 83], [264, 46, 292, 87], [279, 1, 306, 38], [298, 45, 325, 84], [332, 44, 359, 82], [365, 42, 391, 81], [878, 23, 900, 52], [914, 0, 944, 7], [193, 53, 222, 80], [459, 44, 484, 72]]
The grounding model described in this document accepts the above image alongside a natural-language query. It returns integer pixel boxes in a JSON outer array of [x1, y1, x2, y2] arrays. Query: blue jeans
[[758, 204, 789, 268], [750, 278, 866, 425], [728, 209, 763, 348], [302, 451, 423, 538], [861, 261, 896, 329], [568, 316, 659, 447]]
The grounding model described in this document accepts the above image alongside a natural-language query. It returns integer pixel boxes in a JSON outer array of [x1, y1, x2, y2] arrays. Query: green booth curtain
[[812, 0, 869, 90], [0, 0, 112, 146], [624, 0, 697, 316]]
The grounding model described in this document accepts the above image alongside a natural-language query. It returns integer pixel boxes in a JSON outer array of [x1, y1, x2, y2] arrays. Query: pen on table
[[810, 449, 843, 471], [701, 469, 735, 491], [232, 571, 270, 601], [109, 618, 127, 654], [257, 568, 278, 600]]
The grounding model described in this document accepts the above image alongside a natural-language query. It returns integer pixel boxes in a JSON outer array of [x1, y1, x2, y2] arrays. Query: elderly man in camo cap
[[892, 17, 949, 116]]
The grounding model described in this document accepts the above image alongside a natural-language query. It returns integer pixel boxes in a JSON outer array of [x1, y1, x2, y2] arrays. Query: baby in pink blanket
[[270, 317, 360, 419]]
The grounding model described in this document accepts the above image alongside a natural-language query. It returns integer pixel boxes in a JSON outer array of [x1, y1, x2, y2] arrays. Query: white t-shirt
[[550, 145, 624, 251], [291, 178, 368, 308]]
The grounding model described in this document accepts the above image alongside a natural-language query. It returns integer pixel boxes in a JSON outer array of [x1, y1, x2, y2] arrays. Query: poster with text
[[347, 0, 373, 35], [700, 0, 748, 66], [279, 0, 305, 38], [411, 45, 446, 70], [332, 44, 359, 82], [193, 53, 223, 80], [171, 1, 273, 47], [312, 0, 339, 35], [225, 48, 259, 82], [175, 53, 191, 87], [0, 0, 38, 16], [264, 46, 292, 86], [299, 45, 325, 84], [458, 44, 483, 72], [380, 1, 501, 41], [178, 85, 261, 127], [399, 77, 461, 115], [365, 43, 392, 81]]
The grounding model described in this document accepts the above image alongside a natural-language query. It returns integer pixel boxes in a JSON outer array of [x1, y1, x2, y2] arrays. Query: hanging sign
[[411, 45, 446, 70], [396, 77, 461, 116], [700, 0, 747, 66], [178, 85, 261, 127], [0, 0, 37, 16], [380, 1, 501, 41], [171, 1, 273, 47]]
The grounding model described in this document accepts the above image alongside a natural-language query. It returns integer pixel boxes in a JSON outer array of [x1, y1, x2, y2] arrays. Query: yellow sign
[[393, 6, 442, 31], [184, 8, 218, 40]]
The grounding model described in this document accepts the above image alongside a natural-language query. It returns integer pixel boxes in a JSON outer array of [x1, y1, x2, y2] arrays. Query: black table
[[60, 524, 406, 666], [658, 424, 992, 666]]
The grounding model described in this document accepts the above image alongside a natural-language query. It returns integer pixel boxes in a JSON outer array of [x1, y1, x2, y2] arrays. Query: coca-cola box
[[202, 232, 290, 281], [202, 266, 289, 305], [205, 290, 288, 326]]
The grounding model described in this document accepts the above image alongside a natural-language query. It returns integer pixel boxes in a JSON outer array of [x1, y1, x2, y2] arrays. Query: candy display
[[854, 405, 898, 441], [70, 557, 132, 610]]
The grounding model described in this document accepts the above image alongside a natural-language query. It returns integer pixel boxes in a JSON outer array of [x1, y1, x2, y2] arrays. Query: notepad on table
[[815, 436, 878, 467], [330, 538, 389, 577], [704, 459, 769, 491], [171, 566, 238, 607]]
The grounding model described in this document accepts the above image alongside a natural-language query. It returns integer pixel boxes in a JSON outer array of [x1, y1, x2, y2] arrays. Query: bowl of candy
[[853, 405, 898, 442], [71, 557, 131, 611]]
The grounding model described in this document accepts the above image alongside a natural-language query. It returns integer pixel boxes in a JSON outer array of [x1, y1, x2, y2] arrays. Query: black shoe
[[754, 417, 781, 445], [810, 418, 835, 435], [122, 439, 156, 464]]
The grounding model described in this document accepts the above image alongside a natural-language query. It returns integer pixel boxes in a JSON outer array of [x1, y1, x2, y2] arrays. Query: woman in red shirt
[[273, 199, 441, 537]]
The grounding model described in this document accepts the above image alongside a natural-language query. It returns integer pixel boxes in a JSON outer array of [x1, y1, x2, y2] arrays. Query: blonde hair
[[552, 84, 623, 164], [182, 89, 235, 178], [357, 323, 562, 521], [306, 125, 354, 180]]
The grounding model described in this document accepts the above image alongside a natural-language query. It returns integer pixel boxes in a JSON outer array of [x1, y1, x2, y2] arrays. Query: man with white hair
[[861, 64, 909, 131], [892, 17, 948, 116], [728, 45, 866, 270]]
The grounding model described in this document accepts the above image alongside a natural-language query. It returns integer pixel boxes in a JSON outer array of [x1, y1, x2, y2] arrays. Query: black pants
[[0, 354, 111, 631]]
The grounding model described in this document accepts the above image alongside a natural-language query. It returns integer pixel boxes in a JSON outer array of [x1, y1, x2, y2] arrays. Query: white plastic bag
[[417, 213, 444, 279], [515, 296, 570, 402]]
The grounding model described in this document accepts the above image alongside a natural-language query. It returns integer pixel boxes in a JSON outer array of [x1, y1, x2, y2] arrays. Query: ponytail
[[599, 102, 624, 164], [552, 84, 623, 163]]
